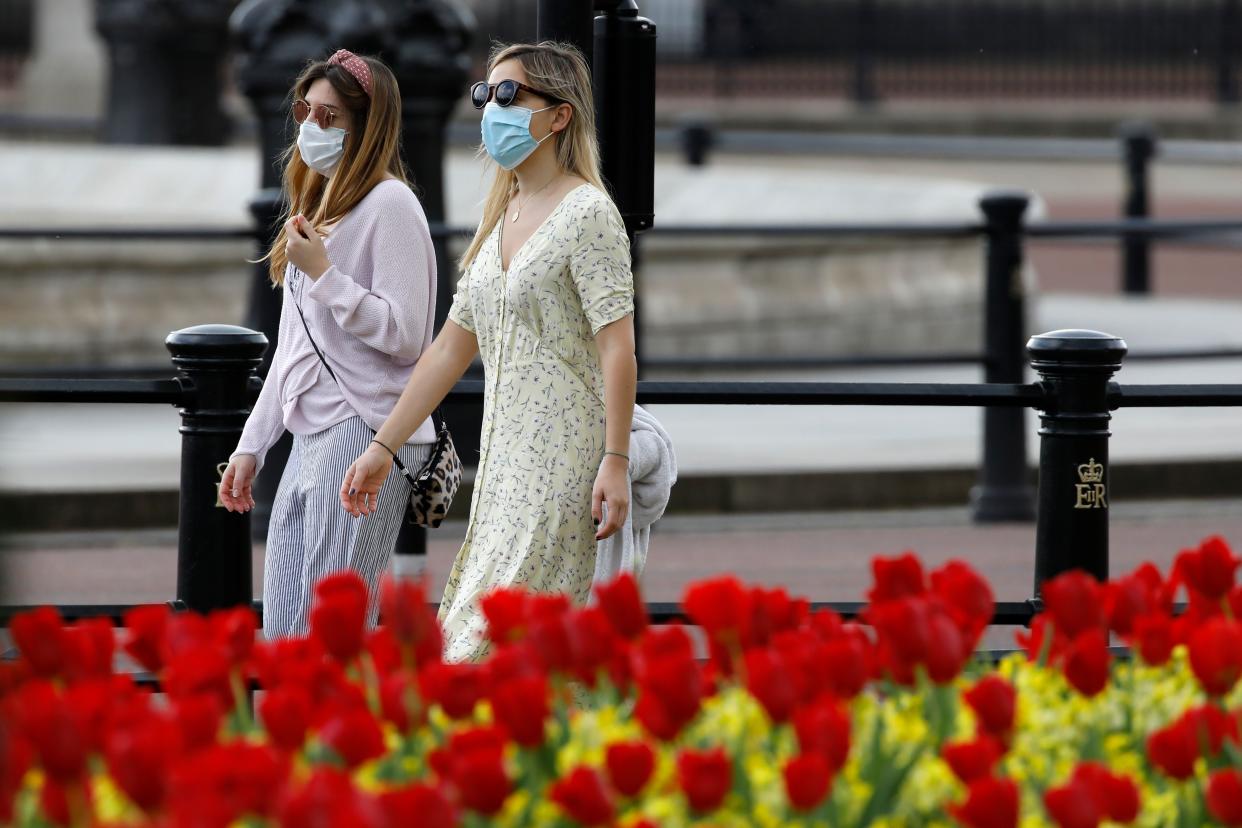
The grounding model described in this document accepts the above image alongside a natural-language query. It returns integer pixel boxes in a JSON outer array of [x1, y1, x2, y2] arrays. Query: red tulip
[[549, 766, 615, 826], [931, 560, 995, 645], [379, 577, 442, 667], [784, 752, 833, 812], [595, 572, 649, 639], [793, 698, 852, 774], [1043, 778, 1100, 828], [65, 618, 115, 681], [949, 776, 1019, 828], [748, 585, 810, 647], [1042, 570, 1106, 640], [1130, 613, 1174, 666], [168, 741, 288, 824], [819, 629, 872, 699], [258, 684, 312, 752], [677, 747, 732, 814], [1104, 564, 1165, 636], [481, 587, 533, 645], [1069, 763, 1140, 823], [1176, 535, 1240, 602], [171, 693, 224, 754], [449, 741, 510, 815], [104, 708, 180, 813], [567, 606, 623, 685], [11, 607, 69, 679], [10, 681, 88, 783], [1189, 616, 1242, 696], [377, 782, 458, 828], [867, 552, 926, 603], [963, 675, 1016, 747], [1209, 768, 1242, 827], [490, 673, 550, 747], [866, 596, 932, 681], [420, 661, 487, 720], [309, 571, 369, 663], [942, 736, 1003, 784], [211, 607, 257, 665], [529, 612, 575, 673], [122, 604, 170, 673], [379, 670, 425, 733], [277, 766, 382, 828], [1147, 716, 1201, 781], [0, 722, 33, 824], [745, 648, 798, 723], [162, 642, 234, 710], [605, 741, 656, 797], [683, 576, 753, 658], [317, 707, 386, 769], [1062, 629, 1110, 697], [924, 609, 970, 684]]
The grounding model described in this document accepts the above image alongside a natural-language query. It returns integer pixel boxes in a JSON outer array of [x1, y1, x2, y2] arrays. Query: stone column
[[95, 0, 234, 145]]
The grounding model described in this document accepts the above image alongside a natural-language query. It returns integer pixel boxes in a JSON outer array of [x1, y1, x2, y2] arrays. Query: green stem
[[230, 670, 254, 734]]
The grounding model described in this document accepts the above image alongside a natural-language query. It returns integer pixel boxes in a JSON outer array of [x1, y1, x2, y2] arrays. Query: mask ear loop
[[529, 103, 564, 144]]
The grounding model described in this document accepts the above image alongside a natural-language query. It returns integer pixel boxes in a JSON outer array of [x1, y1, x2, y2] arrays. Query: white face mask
[[297, 119, 347, 175]]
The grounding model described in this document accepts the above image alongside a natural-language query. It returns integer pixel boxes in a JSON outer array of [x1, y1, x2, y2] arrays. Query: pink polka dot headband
[[328, 49, 372, 98]]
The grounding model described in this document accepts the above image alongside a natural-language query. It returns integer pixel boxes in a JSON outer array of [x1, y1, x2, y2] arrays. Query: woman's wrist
[[369, 438, 397, 458]]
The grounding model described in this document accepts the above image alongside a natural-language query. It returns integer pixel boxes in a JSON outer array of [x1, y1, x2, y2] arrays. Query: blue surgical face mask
[[297, 119, 348, 175], [480, 101, 556, 170]]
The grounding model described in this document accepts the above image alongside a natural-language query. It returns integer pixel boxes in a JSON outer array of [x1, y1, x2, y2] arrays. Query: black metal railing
[[3, 326, 1241, 628]]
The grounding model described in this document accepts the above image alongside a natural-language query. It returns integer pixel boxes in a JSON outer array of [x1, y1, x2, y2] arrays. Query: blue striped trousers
[[263, 415, 431, 639]]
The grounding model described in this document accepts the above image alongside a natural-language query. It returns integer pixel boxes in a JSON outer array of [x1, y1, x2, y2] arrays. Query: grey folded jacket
[[592, 405, 678, 590]]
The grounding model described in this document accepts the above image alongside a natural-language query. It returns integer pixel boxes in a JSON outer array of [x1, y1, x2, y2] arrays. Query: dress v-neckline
[[497, 183, 590, 273]]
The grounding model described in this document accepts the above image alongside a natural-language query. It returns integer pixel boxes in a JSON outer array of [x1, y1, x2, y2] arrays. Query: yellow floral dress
[[440, 183, 634, 662]]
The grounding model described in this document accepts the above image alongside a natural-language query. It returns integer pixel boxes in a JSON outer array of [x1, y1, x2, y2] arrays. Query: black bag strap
[[290, 275, 446, 477]]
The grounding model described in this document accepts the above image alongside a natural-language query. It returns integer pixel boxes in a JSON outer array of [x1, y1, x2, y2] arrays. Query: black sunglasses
[[471, 79, 564, 109]]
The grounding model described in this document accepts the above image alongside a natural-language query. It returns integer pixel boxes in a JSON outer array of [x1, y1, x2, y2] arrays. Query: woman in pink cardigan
[[218, 50, 437, 639]]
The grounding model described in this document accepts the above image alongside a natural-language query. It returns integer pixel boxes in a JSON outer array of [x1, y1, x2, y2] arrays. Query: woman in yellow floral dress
[[339, 42, 637, 662]]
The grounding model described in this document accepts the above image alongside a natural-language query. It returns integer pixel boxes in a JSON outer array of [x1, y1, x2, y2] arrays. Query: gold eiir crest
[[1074, 458, 1106, 509]]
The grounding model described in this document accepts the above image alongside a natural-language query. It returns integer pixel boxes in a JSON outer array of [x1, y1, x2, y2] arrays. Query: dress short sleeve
[[569, 193, 634, 335], [447, 268, 476, 334]]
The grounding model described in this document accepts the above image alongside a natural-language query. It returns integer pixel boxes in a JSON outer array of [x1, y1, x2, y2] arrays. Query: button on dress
[[440, 184, 635, 662]]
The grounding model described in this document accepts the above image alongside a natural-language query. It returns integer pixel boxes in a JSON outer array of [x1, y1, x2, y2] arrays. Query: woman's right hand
[[219, 455, 257, 513], [340, 445, 394, 517]]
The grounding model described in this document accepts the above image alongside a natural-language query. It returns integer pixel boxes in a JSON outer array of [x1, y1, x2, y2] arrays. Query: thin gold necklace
[[511, 174, 559, 223]]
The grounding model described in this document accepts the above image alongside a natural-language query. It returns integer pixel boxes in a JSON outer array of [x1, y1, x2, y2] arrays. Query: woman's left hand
[[285, 214, 331, 279], [592, 454, 630, 541]]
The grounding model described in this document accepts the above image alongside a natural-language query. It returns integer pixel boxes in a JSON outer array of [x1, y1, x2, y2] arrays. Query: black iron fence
[[3, 325, 1241, 628]]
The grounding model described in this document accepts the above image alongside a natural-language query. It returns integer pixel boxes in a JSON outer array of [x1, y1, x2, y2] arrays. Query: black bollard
[[1217, 0, 1241, 105], [166, 325, 268, 614], [1119, 121, 1157, 295], [538, 0, 595, 66], [95, 0, 233, 145], [680, 120, 714, 167], [1028, 329, 1127, 595], [971, 192, 1035, 523], [851, 0, 877, 107]]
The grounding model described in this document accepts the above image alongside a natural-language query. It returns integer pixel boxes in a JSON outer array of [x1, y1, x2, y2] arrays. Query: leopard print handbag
[[390, 410, 462, 528], [291, 286, 461, 527]]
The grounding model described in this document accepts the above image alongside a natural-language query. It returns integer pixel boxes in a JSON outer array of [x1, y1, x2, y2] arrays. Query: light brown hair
[[459, 41, 609, 271], [263, 54, 408, 285]]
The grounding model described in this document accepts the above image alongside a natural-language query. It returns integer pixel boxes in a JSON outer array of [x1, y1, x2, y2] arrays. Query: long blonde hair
[[264, 54, 409, 285], [459, 41, 609, 271]]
